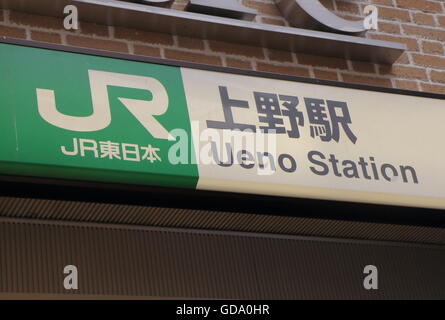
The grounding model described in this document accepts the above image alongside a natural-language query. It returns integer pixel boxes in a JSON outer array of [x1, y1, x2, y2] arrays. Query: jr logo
[[36, 70, 174, 140]]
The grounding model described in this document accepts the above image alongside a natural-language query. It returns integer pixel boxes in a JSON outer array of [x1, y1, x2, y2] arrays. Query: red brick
[[296, 53, 348, 69], [421, 83, 445, 94], [256, 63, 310, 77], [430, 70, 445, 83], [313, 69, 339, 81], [395, 79, 419, 91], [177, 36, 205, 50], [320, 0, 335, 10], [422, 41, 444, 55], [412, 12, 437, 26], [372, 0, 394, 6], [438, 15, 445, 27], [267, 49, 293, 63], [351, 61, 376, 73], [165, 49, 222, 65], [378, 21, 401, 34], [9, 11, 62, 30], [378, 64, 392, 75], [226, 58, 253, 70], [395, 52, 410, 64], [261, 17, 286, 26], [337, 14, 362, 21], [378, 7, 411, 22], [389, 65, 428, 79], [341, 74, 393, 87], [114, 27, 174, 45], [370, 34, 419, 51], [31, 31, 61, 44], [396, 0, 442, 13], [377, 55, 409, 72], [403, 25, 445, 42], [133, 45, 162, 58], [171, 3, 187, 10], [66, 35, 128, 53], [412, 53, 445, 69], [79, 22, 109, 37], [0, 25, 26, 39], [243, 0, 282, 16], [209, 40, 264, 59], [336, 1, 360, 14]]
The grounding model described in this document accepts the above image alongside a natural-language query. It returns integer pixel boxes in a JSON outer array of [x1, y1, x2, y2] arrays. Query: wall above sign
[[0, 0, 405, 64]]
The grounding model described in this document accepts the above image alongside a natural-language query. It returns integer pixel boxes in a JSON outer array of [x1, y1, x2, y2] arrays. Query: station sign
[[0, 41, 444, 209]]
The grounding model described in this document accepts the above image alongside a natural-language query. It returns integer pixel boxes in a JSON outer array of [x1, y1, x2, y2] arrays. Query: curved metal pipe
[[275, 0, 373, 34]]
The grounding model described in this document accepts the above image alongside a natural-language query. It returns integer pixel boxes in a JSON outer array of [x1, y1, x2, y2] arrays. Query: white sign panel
[[182, 68, 445, 209]]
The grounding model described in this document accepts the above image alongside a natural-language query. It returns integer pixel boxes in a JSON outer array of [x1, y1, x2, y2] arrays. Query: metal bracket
[[186, 0, 257, 21]]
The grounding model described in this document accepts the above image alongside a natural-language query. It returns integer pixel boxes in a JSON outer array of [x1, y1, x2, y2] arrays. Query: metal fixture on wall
[[275, 0, 378, 34]]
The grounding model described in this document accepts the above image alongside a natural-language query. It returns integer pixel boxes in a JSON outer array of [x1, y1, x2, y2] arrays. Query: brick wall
[[0, 0, 445, 94]]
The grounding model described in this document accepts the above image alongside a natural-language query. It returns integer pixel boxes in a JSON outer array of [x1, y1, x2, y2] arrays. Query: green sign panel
[[0, 43, 198, 188]]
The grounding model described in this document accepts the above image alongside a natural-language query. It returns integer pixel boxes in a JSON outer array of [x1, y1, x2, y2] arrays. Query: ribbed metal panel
[[0, 196, 444, 245], [0, 218, 443, 299]]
